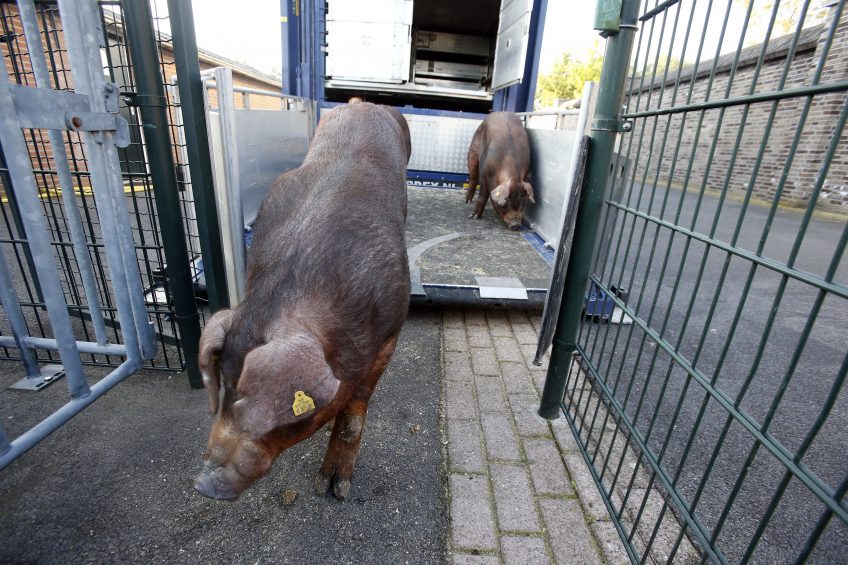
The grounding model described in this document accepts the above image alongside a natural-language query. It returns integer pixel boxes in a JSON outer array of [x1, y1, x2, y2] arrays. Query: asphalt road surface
[[0, 307, 447, 564]]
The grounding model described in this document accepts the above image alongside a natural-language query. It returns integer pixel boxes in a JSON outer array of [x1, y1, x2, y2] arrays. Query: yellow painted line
[[0, 183, 148, 204]]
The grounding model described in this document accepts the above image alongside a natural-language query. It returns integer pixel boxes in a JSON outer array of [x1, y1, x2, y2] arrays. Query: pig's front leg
[[470, 179, 489, 219], [314, 335, 399, 500]]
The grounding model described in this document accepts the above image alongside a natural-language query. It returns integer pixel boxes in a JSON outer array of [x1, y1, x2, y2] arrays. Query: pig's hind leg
[[470, 178, 490, 219], [314, 334, 400, 500]]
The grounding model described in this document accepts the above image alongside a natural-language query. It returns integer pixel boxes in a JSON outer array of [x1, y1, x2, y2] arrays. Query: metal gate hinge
[[592, 118, 633, 133]]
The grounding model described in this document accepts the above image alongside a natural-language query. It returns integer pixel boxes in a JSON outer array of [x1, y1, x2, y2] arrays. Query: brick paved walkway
[[442, 308, 630, 565]]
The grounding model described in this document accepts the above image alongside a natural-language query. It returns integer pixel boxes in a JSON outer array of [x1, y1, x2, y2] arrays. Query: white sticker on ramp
[[475, 276, 528, 300]]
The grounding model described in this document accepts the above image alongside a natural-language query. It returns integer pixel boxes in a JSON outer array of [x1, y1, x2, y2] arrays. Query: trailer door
[[491, 0, 533, 90]]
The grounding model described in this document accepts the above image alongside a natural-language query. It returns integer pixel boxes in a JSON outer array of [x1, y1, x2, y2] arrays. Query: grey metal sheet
[[522, 128, 577, 246], [233, 108, 310, 225], [405, 113, 482, 173], [491, 0, 532, 90]]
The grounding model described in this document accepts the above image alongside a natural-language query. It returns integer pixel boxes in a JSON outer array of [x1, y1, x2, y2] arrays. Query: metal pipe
[[166, 0, 228, 313], [121, 0, 203, 386], [0, 45, 89, 398], [0, 243, 40, 376], [212, 67, 247, 305], [18, 0, 109, 345], [0, 335, 127, 357], [539, 0, 641, 419], [57, 0, 150, 366], [0, 359, 138, 470]]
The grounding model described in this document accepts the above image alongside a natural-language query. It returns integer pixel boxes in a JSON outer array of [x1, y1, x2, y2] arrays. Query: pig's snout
[[193, 462, 244, 501], [508, 221, 522, 231]]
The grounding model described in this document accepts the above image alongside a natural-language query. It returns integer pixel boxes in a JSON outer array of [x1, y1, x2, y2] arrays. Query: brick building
[[627, 4, 847, 214]]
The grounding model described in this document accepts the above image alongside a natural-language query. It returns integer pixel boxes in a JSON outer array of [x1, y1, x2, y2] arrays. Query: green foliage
[[733, 0, 829, 38], [535, 48, 603, 109]]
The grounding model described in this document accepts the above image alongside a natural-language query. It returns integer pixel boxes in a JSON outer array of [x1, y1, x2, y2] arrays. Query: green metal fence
[[541, 0, 848, 562]]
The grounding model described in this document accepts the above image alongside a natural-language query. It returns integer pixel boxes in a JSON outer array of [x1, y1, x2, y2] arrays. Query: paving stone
[[446, 378, 477, 420], [450, 474, 498, 550], [490, 463, 541, 533], [539, 498, 602, 565], [508, 394, 551, 437], [550, 417, 580, 452], [492, 335, 524, 362], [480, 412, 521, 461], [523, 438, 573, 496], [529, 314, 543, 333], [564, 453, 611, 523], [453, 553, 500, 565], [448, 419, 486, 473], [622, 488, 699, 564], [445, 327, 469, 352], [445, 351, 473, 382], [486, 310, 513, 337], [475, 376, 508, 413], [591, 521, 631, 565], [511, 323, 539, 346], [519, 344, 541, 370], [465, 309, 488, 326], [531, 370, 548, 395], [445, 309, 465, 328], [467, 327, 494, 348], [506, 309, 530, 325], [501, 536, 550, 565], [470, 347, 499, 376], [500, 361, 536, 395]]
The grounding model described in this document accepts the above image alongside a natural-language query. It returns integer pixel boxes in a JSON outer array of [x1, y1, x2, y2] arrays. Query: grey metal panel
[[233, 109, 310, 225], [522, 129, 577, 245], [491, 0, 532, 90], [414, 31, 491, 57], [405, 113, 482, 173]]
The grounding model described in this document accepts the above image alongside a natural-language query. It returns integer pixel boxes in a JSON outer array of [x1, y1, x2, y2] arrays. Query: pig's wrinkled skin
[[194, 101, 411, 502], [465, 112, 534, 230]]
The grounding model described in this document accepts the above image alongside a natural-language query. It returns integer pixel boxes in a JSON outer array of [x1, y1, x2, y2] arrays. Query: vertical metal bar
[[18, 0, 108, 346], [212, 67, 247, 306], [0, 68, 88, 398], [0, 243, 40, 376], [539, 0, 641, 419], [120, 0, 202, 385], [166, 0, 229, 312], [57, 0, 152, 365]]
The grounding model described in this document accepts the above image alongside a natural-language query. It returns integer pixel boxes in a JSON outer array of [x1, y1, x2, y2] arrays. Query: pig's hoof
[[333, 478, 351, 501], [468, 213, 481, 219], [314, 471, 332, 496]]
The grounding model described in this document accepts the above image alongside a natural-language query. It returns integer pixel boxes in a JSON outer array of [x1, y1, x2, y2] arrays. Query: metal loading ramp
[[405, 186, 552, 308]]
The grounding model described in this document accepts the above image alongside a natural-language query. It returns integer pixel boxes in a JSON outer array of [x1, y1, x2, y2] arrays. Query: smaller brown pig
[[465, 112, 534, 230], [193, 101, 411, 502]]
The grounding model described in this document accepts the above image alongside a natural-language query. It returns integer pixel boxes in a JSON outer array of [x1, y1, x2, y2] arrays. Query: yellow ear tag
[[292, 390, 316, 416]]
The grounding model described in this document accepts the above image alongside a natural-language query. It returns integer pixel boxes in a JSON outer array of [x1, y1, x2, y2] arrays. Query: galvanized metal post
[[120, 0, 203, 388], [166, 0, 229, 312], [538, 0, 640, 419]]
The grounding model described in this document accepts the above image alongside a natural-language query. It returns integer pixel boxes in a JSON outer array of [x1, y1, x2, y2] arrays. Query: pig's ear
[[522, 181, 535, 204], [491, 184, 509, 207], [233, 335, 340, 439], [198, 309, 235, 415]]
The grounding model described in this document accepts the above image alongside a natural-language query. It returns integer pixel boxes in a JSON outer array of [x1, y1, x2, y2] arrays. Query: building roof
[[100, 7, 282, 89]]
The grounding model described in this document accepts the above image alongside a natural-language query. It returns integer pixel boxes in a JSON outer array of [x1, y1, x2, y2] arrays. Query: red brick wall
[[627, 6, 848, 214]]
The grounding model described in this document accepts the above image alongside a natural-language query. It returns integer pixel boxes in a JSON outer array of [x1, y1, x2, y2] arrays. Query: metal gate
[[539, 0, 848, 562], [0, 0, 218, 379], [0, 0, 155, 468]]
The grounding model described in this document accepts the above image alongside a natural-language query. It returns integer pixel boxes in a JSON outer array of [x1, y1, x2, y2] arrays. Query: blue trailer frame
[[279, 0, 549, 115]]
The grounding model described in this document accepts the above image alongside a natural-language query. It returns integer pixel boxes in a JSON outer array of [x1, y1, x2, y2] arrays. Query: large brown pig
[[193, 101, 411, 502], [465, 112, 534, 230]]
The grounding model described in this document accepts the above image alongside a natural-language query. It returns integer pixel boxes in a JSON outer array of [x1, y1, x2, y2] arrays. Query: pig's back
[[241, 105, 410, 376]]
